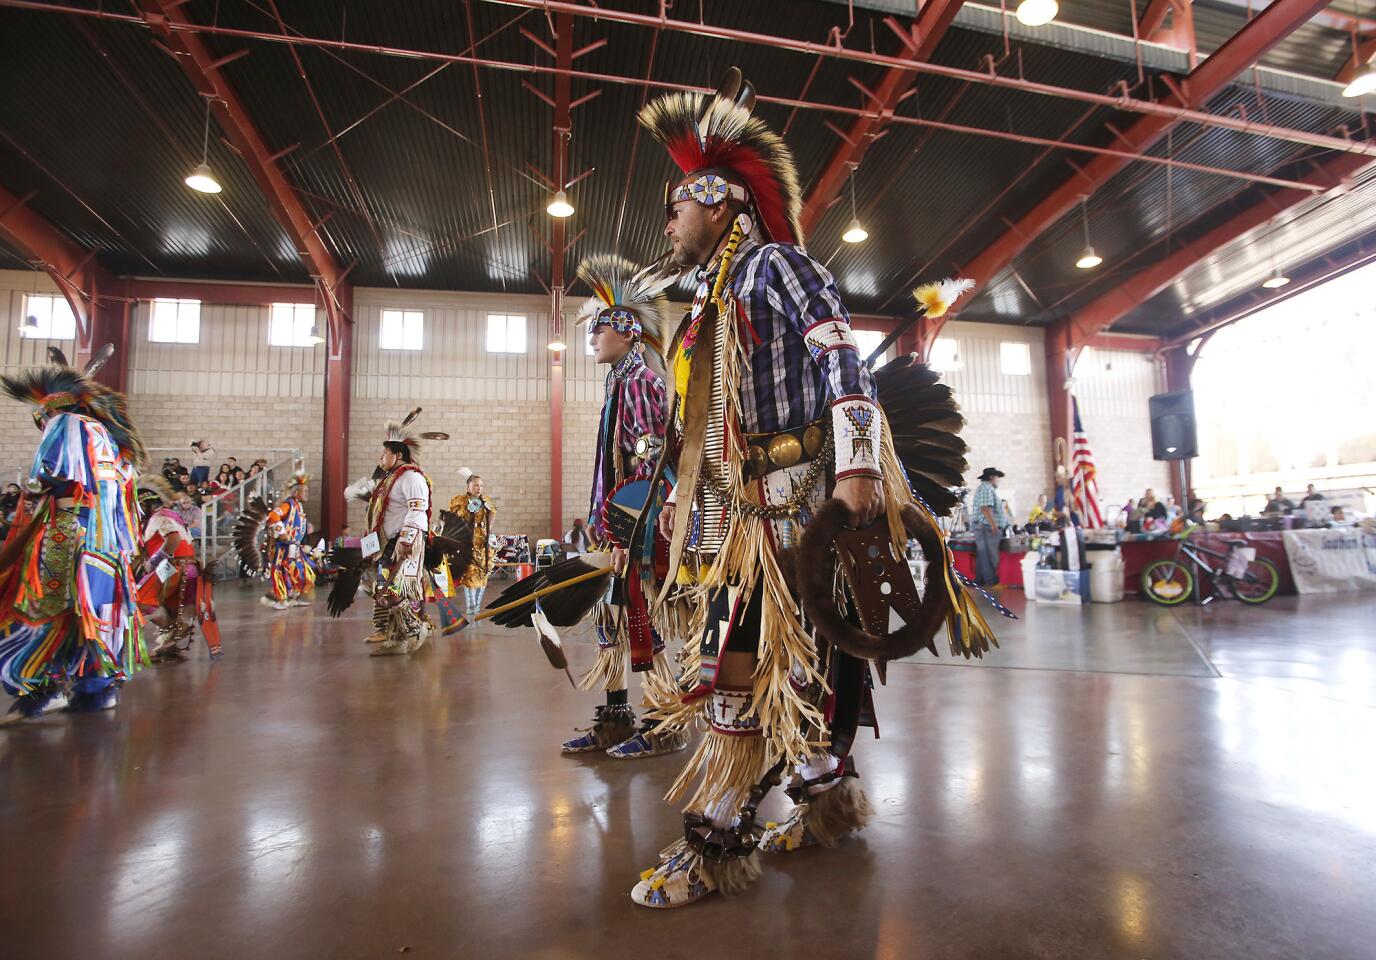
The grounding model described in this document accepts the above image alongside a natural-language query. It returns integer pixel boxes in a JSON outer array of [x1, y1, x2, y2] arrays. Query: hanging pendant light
[[1341, 29, 1376, 98], [1341, 68, 1376, 98], [1261, 269, 1290, 289], [841, 169, 868, 244], [547, 190, 574, 218], [185, 98, 222, 194], [1016, 0, 1059, 27], [547, 339, 568, 352], [1074, 196, 1102, 269]]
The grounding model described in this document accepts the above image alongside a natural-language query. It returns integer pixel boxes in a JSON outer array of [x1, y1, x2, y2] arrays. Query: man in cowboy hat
[[972, 466, 1007, 587]]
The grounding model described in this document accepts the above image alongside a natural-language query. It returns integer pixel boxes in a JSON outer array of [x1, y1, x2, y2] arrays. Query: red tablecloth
[[950, 543, 1028, 586], [1120, 531, 1295, 595]]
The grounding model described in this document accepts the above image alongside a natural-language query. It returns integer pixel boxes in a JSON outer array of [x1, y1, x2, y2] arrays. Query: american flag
[[1071, 396, 1105, 528]]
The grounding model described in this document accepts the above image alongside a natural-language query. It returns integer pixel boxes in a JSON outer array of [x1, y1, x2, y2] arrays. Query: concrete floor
[[2, 583, 1375, 960]]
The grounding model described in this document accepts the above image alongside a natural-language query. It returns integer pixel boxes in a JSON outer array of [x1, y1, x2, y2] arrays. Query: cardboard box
[[1035, 568, 1089, 605]]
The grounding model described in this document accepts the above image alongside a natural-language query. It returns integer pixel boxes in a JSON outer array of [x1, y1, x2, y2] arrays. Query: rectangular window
[[851, 329, 890, 370], [19, 294, 76, 340], [929, 336, 960, 372], [268, 302, 321, 347], [380, 309, 423, 351], [149, 298, 201, 344], [1073, 345, 1097, 380], [486, 314, 527, 354], [1000, 340, 1031, 376]]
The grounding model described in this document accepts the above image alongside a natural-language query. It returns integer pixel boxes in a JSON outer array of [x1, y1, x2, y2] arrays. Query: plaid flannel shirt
[[700, 240, 881, 480], [972, 481, 1006, 528], [589, 349, 666, 535]]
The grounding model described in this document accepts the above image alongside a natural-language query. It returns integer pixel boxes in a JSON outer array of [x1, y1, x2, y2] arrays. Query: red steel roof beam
[[943, 0, 1334, 338], [1337, 34, 1376, 85], [799, 0, 965, 237], [7, 0, 1371, 160], [1138, 0, 1174, 39], [135, 0, 352, 533], [0, 180, 129, 390], [548, 10, 575, 539], [1061, 150, 1374, 352]]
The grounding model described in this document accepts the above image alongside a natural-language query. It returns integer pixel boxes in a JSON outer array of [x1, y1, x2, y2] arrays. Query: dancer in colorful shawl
[[135, 479, 222, 662], [0, 346, 147, 724], [259, 468, 315, 610]]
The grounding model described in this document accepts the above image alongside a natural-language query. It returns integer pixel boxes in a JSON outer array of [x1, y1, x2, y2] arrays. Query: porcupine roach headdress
[[286, 456, 309, 493], [575, 254, 678, 365], [0, 343, 146, 468], [383, 407, 449, 464], [638, 67, 804, 245]]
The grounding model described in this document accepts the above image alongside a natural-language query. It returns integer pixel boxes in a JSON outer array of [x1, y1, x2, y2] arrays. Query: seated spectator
[[1262, 486, 1295, 515], [1139, 489, 1167, 521], [1300, 484, 1325, 505], [0, 482, 21, 540], [1187, 499, 1207, 524], [1027, 493, 1052, 526]]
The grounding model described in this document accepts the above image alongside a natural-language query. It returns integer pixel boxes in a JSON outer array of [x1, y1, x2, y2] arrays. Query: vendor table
[[1119, 531, 1296, 596]]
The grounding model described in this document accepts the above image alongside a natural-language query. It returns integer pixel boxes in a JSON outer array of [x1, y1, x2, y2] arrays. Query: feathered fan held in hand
[[232, 497, 272, 573]]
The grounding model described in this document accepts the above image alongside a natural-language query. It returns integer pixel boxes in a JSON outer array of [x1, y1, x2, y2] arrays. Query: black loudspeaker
[[1149, 390, 1197, 461]]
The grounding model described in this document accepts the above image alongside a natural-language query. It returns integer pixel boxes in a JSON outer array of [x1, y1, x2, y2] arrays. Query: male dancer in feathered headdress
[[557, 254, 687, 759], [629, 70, 1000, 907], [326, 410, 456, 658], [482, 255, 688, 759], [0, 346, 147, 724]]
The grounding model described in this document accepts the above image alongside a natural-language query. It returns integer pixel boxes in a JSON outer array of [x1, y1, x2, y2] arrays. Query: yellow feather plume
[[911, 277, 975, 319]]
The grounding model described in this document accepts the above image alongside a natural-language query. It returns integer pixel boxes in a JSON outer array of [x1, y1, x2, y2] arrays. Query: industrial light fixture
[[547, 190, 574, 218], [1074, 196, 1102, 269], [1261, 269, 1290, 289], [1015, 0, 1059, 27], [547, 339, 568, 352], [306, 322, 326, 345], [1342, 68, 1376, 99], [184, 98, 222, 194], [841, 168, 868, 244]]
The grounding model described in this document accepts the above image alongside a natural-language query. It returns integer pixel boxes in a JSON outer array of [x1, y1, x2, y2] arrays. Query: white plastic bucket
[[1090, 559, 1125, 603], [1020, 552, 1041, 602]]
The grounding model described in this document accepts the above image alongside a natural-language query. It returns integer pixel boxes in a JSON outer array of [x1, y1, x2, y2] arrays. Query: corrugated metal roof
[[0, 0, 1369, 338]]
